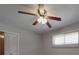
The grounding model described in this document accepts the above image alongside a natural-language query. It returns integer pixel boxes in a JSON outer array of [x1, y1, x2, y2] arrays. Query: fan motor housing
[[38, 9, 47, 17]]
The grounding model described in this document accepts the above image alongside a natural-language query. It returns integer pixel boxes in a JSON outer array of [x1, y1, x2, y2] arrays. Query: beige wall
[[1, 22, 79, 55], [43, 22, 79, 55]]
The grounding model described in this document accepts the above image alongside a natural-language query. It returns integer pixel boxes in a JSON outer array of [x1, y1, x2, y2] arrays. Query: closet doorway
[[0, 31, 4, 55]]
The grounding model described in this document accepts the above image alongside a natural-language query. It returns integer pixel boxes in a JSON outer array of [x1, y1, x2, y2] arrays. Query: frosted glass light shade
[[37, 17, 47, 24]]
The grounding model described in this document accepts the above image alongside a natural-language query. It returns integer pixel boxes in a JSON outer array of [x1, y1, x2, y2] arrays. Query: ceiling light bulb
[[41, 18, 47, 24], [37, 17, 47, 24], [37, 17, 42, 23]]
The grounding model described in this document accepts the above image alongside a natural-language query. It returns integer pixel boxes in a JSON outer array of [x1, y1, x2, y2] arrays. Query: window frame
[[52, 31, 79, 48]]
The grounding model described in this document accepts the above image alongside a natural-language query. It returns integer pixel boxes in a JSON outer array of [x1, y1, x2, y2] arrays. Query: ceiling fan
[[18, 4, 61, 28]]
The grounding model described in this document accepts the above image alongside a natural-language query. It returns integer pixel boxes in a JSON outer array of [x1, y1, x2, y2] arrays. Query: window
[[53, 34, 64, 45], [65, 32, 78, 44], [53, 32, 79, 47]]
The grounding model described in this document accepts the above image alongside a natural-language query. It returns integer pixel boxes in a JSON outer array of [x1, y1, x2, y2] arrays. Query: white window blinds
[[53, 32, 78, 45]]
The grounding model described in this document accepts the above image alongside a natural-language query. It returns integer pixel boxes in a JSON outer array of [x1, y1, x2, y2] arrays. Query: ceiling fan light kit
[[18, 4, 61, 28], [37, 17, 47, 24]]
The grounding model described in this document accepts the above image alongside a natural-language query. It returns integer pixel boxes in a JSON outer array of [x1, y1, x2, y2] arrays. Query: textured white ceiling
[[0, 4, 79, 34]]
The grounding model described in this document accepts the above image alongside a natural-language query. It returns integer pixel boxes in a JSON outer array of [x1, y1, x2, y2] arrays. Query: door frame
[[0, 30, 20, 55]]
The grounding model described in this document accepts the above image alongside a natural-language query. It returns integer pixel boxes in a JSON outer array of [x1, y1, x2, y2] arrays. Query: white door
[[5, 32, 19, 55]]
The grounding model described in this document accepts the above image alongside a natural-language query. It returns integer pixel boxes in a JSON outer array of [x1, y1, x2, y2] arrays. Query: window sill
[[52, 44, 79, 48]]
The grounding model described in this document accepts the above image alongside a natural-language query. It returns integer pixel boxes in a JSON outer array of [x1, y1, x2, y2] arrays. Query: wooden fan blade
[[46, 22, 52, 28], [47, 16, 61, 21], [32, 20, 38, 25], [18, 11, 37, 16]]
